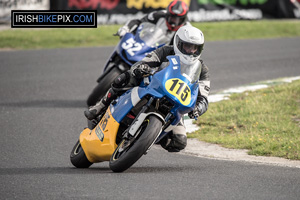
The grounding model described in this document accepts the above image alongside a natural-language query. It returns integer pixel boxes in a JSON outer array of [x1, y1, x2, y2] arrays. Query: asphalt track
[[0, 38, 300, 199]]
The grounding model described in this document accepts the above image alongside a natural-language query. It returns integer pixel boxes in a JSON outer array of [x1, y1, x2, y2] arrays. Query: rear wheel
[[70, 140, 93, 168], [87, 67, 122, 107], [109, 115, 163, 172]]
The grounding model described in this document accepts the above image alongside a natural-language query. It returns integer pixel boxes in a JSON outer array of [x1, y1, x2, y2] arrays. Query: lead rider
[[85, 25, 210, 152]]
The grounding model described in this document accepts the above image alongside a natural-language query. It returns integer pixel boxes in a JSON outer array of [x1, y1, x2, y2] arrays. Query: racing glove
[[132, 63, 151, 78], [188, 102, 205, 120], [117, 26, 129, 37]]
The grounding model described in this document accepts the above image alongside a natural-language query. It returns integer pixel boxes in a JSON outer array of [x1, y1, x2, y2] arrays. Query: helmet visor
[[167, 16, 185, 27], [176, 35, 203, 57]]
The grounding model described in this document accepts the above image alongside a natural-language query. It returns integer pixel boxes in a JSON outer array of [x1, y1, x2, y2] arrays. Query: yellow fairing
[[79, 107, 119, 163]]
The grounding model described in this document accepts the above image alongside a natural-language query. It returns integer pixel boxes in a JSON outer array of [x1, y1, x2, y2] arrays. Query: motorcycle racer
[[86, 0, 191, 107], [85, 25, 210, 153], [117, 0, 190, 44]]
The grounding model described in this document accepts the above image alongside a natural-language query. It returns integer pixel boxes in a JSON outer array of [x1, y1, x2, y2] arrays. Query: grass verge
[[0, 20, 300, 50], [188, 79, 300, 160]]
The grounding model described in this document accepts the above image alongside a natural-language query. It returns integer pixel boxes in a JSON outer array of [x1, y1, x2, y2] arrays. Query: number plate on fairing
[[165, 78, 191, 106], [121, 38, 143, 56]]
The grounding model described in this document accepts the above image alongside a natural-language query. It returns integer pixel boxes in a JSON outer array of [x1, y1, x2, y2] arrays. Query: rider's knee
[[171, 133, 187, 151], [160, 127, 187, 152]]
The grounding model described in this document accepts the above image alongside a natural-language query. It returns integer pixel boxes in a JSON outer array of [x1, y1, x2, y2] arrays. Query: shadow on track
[[0, 165, 196, 175], [0, 167, 111, 175]]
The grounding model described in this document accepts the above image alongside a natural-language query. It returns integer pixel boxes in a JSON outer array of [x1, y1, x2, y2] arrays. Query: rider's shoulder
[[184, 21, 192, 26], [152, 45, 174, 61], [200, 60, 209, 74], [164, 45, 174, 50], [156, 10, 167, 15], [156, 45, 173, 52], [199, 59, 209, 68], [147, 10, 166, 20], [161, 45, 175, 54]]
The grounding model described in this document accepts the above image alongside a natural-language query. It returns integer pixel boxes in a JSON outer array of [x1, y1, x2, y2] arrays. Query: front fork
[[123, 97, 155, 140], [121, 97, 175, 154]]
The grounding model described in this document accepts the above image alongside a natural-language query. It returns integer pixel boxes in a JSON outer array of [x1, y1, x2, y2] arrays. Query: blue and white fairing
[[109, 55, 201, 127], [116, 23, 170, 66]]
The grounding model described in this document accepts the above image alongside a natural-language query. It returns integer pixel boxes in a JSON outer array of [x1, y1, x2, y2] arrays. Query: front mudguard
[[128, 112, 165, 138]]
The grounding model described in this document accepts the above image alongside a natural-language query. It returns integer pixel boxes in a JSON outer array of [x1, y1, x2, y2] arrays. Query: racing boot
[[84, 88, 117, 120]]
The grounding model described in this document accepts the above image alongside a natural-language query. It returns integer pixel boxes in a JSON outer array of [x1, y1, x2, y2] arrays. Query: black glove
[[188, 102, 204, 119], [132, 64, 151, 78]]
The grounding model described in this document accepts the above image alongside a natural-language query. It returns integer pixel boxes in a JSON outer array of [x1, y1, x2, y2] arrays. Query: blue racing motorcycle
[[87, 22, 172, 106], [71, 55, 201, 172]]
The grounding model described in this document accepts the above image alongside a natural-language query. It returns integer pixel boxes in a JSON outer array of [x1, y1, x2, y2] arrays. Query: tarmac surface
[[1, 37, 300, 199]]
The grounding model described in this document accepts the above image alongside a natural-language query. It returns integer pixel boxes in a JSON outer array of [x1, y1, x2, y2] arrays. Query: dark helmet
[[166, 0, 189, 31]]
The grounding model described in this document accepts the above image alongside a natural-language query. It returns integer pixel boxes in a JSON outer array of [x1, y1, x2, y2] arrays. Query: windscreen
[[180, 61, 202, 83], [138, 23, 170, 48]]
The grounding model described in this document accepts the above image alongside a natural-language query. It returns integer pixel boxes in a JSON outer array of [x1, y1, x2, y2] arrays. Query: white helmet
[[173, 25, 204, 65]]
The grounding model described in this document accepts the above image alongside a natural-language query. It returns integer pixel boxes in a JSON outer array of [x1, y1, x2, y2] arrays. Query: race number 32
[[165, 78, 191, 105]]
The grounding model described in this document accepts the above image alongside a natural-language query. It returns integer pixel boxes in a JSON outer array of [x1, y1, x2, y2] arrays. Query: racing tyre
[[87, 67, 122, 107], [70, 140, 93, 168], [109, 115, 163, 172]]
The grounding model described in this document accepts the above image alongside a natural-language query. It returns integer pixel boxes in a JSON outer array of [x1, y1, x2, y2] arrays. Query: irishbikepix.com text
[[11, 10, 97, 28]]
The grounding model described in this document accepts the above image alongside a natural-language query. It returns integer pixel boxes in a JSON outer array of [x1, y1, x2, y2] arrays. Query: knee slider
[[170, 134, 187, 151], [160, 133, 187, 152]]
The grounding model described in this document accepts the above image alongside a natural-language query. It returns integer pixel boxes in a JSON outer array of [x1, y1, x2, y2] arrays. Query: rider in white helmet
[[85, 25, 210, 152], [174, 25, 204, 65]]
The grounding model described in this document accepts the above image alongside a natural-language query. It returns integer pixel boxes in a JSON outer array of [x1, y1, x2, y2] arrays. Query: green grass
[[192, 20, 300, 41], [0, 20, 300, 50], [189, 80, 300, 160], [0, 25, 120, 49]]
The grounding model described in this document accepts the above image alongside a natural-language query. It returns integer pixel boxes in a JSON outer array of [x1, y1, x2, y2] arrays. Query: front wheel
[[70, 140, 93, 168], [87, 67, 122, 107], [109, 115, 163, 172]]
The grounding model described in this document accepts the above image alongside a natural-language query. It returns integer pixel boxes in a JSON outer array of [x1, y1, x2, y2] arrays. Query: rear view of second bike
[[87, 22, 172, 106]]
